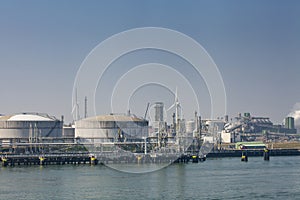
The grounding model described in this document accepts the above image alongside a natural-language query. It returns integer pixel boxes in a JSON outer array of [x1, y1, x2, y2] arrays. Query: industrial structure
[[0, 103, 299, 160], [75, 114, 149, 143], [0, 113, 63, 145], [221, 113, 297, 143], [151, 102, 166, 135]]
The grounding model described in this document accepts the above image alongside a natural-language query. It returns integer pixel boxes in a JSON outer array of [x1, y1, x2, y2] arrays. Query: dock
[[1, 148, 300, 167], [0, 153, 91, 167], [207, 149, 300, 158]]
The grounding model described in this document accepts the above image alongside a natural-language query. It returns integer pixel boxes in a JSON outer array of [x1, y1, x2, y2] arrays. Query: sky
[[0, 0, 300, 124]]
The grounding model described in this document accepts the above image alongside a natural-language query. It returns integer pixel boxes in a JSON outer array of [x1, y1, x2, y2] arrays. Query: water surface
[[0, 156, 299, 199]]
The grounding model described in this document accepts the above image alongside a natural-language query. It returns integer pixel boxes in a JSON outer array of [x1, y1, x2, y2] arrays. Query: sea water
[[0, 156, 299, 200]]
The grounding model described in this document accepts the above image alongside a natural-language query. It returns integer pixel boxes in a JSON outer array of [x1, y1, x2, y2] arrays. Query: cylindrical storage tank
[[0, 113, 63, 140], [75, 114, 148, 143]]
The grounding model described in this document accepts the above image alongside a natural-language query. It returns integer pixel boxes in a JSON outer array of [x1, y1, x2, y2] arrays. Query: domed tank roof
[[0, 113, 56, 121]]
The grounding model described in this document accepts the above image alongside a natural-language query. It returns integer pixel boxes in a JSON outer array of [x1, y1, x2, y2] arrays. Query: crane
[[144, 103, 150, 120]]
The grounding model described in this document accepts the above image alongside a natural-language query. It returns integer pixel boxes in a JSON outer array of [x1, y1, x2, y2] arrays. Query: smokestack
[[225, 115, 229, 123], [84, 96, 87, 118]]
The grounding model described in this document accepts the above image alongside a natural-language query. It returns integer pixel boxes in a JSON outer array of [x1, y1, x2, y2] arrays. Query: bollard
[[241, 151, 248, 162], [1, 157, 8, 167], [90, 155, 98, 165], [39, 156, 46, 165], [191, 155, 199, 163], [263, 148, 270, 161]]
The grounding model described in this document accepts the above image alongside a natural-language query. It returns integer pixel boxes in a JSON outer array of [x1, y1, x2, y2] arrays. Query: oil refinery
[[0, 98, 299, 161]]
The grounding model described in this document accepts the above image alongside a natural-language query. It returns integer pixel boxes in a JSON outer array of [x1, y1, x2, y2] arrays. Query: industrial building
[[75, 114, 149, 143], [285, 117, 295, 130], [62, 125, 75, 143], [0, 113, 63, 144], [0, 108, 298, 154], [185, 120, 195, 135], [152, 102, 166, 135], [221, 113, 297, 143]]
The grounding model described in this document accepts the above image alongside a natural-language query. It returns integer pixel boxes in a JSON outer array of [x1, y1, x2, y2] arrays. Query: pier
[[1, 148, 300, 167], [206, 148, 300, 158], [1, 153, 92, 167]]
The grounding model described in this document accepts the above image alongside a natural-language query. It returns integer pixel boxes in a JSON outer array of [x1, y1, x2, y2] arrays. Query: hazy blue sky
[[0, 0, 299, 124]]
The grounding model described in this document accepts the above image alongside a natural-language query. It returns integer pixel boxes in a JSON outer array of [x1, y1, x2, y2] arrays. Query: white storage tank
[[75, 114, 148, 143], [0, 113, 63, 140]]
